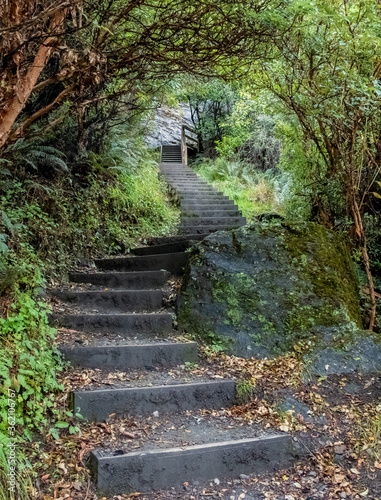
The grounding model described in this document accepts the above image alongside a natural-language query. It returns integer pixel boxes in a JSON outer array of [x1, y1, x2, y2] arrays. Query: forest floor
[[35, 332, 381, 499], [33, 260, 381, 500]]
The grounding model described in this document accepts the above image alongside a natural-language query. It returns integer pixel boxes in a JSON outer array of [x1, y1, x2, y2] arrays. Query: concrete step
[[161, 172, 198, 176], [181, 204, 239, 212], [69, 270, 170, 289], [180, 217, 246, 227], [72, 379, 235, 421], [175, 189, 222, 194], [182, 209, 242, 217], [168, 183, 210, 187], [55, 290, 163, 313], [173, 188, 221, 193], [160, 170, 197, 174], [60, 341, 198, 369], [179, 195, 230, 201], [180, 199, 235, 206], [88, 434, 296, 496], [178, 225, 243, 235], [55, 312, 173, 334], [146, 234, 208, 245], [95, 252, 189, 274], [131, 241, 192, 256], [169, 182, 217, 187]]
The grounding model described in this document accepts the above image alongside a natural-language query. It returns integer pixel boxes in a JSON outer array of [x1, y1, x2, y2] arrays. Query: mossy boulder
[[178, 222, 363, 359]]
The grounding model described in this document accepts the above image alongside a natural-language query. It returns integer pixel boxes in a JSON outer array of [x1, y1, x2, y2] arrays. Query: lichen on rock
[[178, 222, 364, 359]]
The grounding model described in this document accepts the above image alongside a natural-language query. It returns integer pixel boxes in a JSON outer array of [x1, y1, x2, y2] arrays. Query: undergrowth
[[191, 156, 286, 220], [0, 131, 179, 496]]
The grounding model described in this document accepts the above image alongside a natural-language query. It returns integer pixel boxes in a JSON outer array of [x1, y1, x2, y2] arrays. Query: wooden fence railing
[[181, 125, 199, 165]]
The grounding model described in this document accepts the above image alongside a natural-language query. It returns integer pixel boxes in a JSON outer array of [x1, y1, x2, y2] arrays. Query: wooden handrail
[[181, 124, 199, 164]]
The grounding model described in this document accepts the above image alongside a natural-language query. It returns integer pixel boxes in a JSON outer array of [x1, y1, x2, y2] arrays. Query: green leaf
[[55, 421, 69, 429]]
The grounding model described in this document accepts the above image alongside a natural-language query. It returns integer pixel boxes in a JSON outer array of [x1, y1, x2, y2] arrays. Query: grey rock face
[[144, 104, 193, 148], [178, 222, 364, 360]]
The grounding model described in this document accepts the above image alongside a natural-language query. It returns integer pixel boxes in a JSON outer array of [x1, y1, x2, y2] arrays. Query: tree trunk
[[0, 8, 66, 150], [348, 175, 377, 330]]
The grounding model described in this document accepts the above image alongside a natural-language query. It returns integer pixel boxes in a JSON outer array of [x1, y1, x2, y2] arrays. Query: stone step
[[175, 189, 222, 195], [182, 209, 242, 217], [181, 203, 239, 212], [161, 175, 200, 182], [180, 217, 246, 227], [146, 234, 208, 245], [95, 252, 189, 274], [161, 172, 198, 176], [179, 195, 230, 201], [167, 180, 210, 184], [55, 312, 173, 334], [69, 270, 170, 289], [60, 341, 198, 369], [160, 170, 197, 174], [131, 241, 192, 256], [161, 168, 194, 171], [72, 379, 235, 421], [178, 225, 243, 235], [168, 182, 211, 186], [181, 199, 235, 206], [55, 290, 163, 313], [89, 434, 296, 496], [173, 188, 221, 193]]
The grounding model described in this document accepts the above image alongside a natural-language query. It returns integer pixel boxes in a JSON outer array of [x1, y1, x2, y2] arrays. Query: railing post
[[181, 125, 188, 165]]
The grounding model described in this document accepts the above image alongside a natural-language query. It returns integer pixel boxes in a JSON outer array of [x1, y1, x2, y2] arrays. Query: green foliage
[[236, 379, 255, 404], [3, 139, 68, 174], [216, 91, 281, 170], [0, 134, 179, 279], [178, 78, 239, 150], [192, 156, 286, 220], [203, 331, 231, 354], [0, 287, 64, 456]]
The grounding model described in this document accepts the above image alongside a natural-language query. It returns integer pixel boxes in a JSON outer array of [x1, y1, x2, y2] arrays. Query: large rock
[[178, 222, 364, 359]]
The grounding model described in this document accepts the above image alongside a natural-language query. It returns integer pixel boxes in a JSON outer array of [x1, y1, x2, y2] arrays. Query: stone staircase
[[55, 146, 297, 497]]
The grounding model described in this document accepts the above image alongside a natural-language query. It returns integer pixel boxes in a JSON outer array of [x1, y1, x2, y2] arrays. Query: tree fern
[[2, 139, 68, 173]]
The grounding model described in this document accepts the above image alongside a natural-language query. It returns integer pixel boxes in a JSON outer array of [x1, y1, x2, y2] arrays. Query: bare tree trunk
[[349, 178, 377, 330], [0, 8, 66, 149]]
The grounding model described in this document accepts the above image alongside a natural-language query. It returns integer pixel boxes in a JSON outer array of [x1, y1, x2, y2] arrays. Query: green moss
[[178, 222, 363, 358], [282, 222, 362, 328]]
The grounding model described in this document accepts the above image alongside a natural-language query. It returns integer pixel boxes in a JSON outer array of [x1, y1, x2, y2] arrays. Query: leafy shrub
[[192, 156, 286, 220]]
